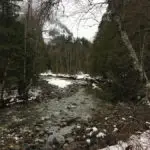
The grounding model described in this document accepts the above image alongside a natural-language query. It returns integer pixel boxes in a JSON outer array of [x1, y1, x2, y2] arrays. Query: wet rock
[[66, 137, 74, 143], [59, 125, 75, 136], [35, 126, 41, 132], [44, 128, 50, 134], [63, 143, 69, 149], [41, 116, 49, 121], [35, 138, 44, 144], [39, 130, 45, 136], [81, 101, 86, 104], [46, 132, 65, 146], [60, 121, 67, 127], [9, 145, 21, 150]]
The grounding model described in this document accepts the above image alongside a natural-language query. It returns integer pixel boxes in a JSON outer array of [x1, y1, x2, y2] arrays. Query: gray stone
[[46, 132, 65, 146], [39, 130, 45, 136], [35, 138, 44, 144], [63, 143, 69, 149], [66, 137, 74, 143], [35, 126, 41, 132]]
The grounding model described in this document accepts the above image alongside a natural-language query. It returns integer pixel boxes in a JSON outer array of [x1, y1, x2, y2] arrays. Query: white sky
[[20, 0, 107, 42]]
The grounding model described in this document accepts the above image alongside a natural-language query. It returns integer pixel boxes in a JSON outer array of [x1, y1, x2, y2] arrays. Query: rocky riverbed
[[1, 76, 150, 150]]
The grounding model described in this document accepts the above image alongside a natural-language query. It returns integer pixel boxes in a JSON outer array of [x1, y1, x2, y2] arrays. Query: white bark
[[114, 15, 147, 82]]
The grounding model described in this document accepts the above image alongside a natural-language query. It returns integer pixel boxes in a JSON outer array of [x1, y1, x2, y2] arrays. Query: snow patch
[[113, 127, 118, 132], [76, 125, 81, 129], [86, 139, 91, 145], [92, 127, 98, 132], [92, 83, 101, 90], [105, 117, 108, 120], [45, 78, 72, 88], [28, 87, 41, 101], [99, 141, 127, 150], [40, 70, 56, 76], [86, 127, 91, 131], [76, 72, 91, 80], [122, 117, 126, 121], [40, 70, 72, 78]]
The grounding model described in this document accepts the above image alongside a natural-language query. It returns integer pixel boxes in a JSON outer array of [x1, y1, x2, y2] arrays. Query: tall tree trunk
[[0, 59, 10, 107], [22, 0, 33, 100], [114, 16, 147, 82], [112, 14, 150, 101]]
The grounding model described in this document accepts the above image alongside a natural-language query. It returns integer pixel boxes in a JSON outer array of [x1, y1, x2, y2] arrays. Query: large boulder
[[45, 132, 65, 150]]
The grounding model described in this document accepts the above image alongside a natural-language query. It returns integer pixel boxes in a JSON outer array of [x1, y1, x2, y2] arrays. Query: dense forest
[[0, 0, 92, 107], [48, 36, 91, 74], [90, 0, 150, 101], [1, 0, 150, 104]]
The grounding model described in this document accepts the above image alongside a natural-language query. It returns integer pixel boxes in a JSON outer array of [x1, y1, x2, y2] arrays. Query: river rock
[[66, 137, 74, 143], [46, 132, 65, 147], [35, 138, 44, 144], [63, 143, 69, 149]]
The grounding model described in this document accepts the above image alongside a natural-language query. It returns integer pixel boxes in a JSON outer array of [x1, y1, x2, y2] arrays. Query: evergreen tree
[[0, 0, 50, 106]]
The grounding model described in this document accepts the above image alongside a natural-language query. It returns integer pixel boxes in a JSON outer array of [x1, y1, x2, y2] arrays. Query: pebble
[[76, 125, 81, 129], [113, 127, 118, 132], [86, 127, 91, 131], [105, 117, 108, 120], [113, 125, 116, 128], [146, 121, 150, 125], [35, 126, 41, 132], [122, 117, 126, 121]]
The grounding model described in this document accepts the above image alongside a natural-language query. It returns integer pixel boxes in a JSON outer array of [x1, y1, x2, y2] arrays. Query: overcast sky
[[21, 0, 107, 42], [58, 0, 107, 41]]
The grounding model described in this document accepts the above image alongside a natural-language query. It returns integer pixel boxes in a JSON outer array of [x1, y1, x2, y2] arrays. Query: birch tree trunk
[[114, 16, 147, 82]]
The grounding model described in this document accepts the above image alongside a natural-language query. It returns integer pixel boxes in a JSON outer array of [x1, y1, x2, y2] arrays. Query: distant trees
[[48, 35, 91, 74]]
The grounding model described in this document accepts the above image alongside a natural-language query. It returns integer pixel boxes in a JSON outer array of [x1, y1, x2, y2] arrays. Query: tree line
[[47, 35, 91, 74], [1, 0, 150, 105]]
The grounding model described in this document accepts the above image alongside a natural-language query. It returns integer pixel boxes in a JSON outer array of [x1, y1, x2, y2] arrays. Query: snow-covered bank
[[40, 71, 91, 88], [40, 70, 99, 80], [99, 130, 150, 150], [40, 70, 72, 78], [40, 70, 102, 89], [3, 87, 42, 106]]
